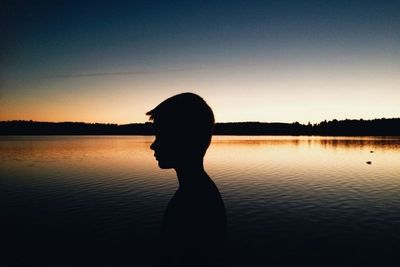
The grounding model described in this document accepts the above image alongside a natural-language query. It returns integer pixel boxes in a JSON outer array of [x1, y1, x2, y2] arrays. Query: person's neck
[[175, 159, 209, 190]]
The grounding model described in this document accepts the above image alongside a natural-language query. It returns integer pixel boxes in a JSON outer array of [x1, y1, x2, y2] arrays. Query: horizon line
[[1, 117, 399, 126]]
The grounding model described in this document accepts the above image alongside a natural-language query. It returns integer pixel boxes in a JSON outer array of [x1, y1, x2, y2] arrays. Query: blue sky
[[1, 0, 399, 123]]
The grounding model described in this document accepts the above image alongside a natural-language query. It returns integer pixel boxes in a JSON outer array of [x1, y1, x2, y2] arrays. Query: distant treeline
[[1, 118, 400, 136]]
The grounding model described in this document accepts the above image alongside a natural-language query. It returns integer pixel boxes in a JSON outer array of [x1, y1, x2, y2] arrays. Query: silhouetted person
[[147, 93, 227, 267]]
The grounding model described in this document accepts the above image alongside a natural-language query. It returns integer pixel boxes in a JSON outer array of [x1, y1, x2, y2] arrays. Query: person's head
[[147, 93, 214, 169]]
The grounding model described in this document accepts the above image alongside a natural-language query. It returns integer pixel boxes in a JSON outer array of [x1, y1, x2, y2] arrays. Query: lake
[[1, 136, 400, 266]]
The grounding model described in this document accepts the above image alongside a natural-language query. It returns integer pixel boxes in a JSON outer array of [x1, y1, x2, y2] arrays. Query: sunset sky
[[1, 0, 399, 124]]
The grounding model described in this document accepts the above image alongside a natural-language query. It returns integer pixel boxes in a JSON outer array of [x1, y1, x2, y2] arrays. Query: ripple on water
[[1, 136, 400, 266]]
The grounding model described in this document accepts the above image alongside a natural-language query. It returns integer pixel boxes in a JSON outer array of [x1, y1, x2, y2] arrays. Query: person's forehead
[[153, 120, 180, 135], [153, 117, 181, 128]]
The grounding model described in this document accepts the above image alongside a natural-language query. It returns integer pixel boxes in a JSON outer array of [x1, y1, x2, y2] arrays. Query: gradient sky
[[1, 0, 399, 124]]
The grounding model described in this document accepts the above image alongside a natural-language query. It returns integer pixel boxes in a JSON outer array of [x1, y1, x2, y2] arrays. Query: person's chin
[[157, 160, 174, 169]]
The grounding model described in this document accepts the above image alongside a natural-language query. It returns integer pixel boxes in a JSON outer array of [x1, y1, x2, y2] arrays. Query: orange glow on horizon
[[1, 60, 399, 124]]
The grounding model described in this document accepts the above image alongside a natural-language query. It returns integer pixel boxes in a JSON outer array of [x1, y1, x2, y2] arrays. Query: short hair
[[146, 92, 215, 155]]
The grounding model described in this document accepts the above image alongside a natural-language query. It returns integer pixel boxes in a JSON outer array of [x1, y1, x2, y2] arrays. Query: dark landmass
[[1, 118, 399, 136]]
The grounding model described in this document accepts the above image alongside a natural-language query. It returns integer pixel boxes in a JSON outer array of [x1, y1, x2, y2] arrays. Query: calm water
[[1, 136, 400, 266]]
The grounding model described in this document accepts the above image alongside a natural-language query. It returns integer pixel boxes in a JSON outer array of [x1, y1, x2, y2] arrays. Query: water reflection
[[1, 136, 400, 266], [211, 135, 400, 149]]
